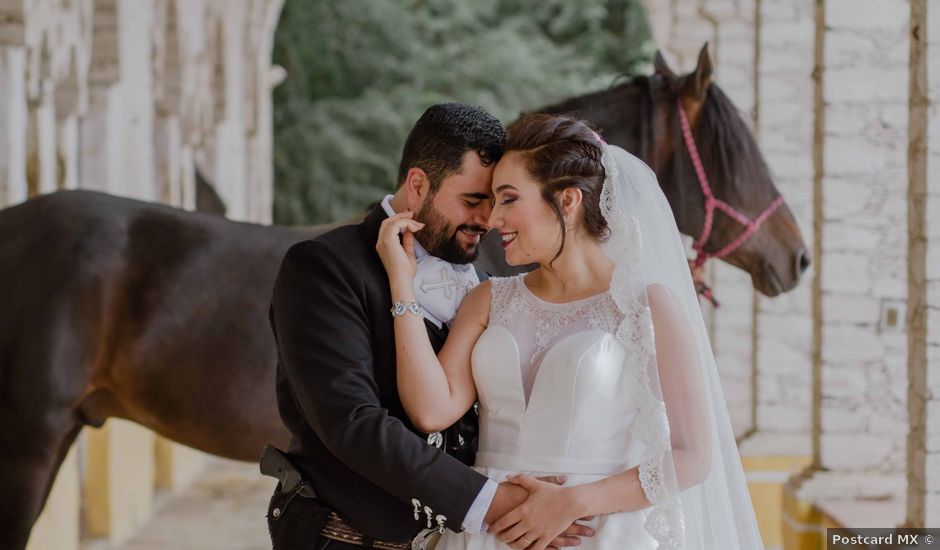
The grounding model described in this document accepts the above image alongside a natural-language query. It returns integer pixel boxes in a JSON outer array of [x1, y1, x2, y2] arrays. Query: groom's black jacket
[[269, 204, 487, 541]]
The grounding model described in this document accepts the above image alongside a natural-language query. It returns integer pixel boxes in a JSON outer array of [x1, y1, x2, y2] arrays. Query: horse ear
[[681, 43, 714, 100], [653, 50, 678, 80]]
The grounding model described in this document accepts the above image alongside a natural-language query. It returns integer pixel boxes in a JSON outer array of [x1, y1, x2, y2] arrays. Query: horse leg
[[0, 415, 84, 550], [0, 287, 97, 549]]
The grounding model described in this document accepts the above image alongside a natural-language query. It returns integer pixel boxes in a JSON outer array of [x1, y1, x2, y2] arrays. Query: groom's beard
[[415, 199, 485, 265]]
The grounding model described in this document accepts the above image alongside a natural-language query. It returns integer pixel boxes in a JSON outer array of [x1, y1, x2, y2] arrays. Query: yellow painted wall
[[743, 455, 812, 548], [781, 479, 853, 550]]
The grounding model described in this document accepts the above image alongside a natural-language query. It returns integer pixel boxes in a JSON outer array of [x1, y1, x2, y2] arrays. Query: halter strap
[[675, 99, 784, 285]]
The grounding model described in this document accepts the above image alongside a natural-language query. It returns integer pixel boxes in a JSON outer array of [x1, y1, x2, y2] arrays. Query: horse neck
[[537, 78, 657, 165]]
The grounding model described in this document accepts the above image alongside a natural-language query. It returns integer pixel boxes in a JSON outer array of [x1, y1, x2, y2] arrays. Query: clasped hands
[[485, 474, 594, 550]]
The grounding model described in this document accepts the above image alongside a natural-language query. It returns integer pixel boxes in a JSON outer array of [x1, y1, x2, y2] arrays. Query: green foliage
[[272, 0, 653, 225]]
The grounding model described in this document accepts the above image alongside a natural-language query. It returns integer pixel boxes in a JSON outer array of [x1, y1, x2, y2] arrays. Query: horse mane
[[694, 86, 773, 199], [530, 75, 774, 206]]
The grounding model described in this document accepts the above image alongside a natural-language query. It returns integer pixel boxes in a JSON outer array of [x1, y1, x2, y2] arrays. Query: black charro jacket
[[269, 204, 486, 542]]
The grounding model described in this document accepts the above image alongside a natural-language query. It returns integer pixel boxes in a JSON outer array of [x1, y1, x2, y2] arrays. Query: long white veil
[[599, 144, 763, 549]]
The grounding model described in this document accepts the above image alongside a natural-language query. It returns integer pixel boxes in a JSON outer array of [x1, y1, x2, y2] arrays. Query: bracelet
[[390, 300, 422, 318]]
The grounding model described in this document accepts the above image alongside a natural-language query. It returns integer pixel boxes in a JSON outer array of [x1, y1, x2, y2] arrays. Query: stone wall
[[817, 0, 910, 480]]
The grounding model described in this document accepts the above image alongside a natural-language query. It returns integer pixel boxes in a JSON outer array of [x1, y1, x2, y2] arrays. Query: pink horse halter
[[675, 99, 784, 306]]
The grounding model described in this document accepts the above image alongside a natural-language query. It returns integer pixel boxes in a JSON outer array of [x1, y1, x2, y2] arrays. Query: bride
[[376, 114, 763, 550]]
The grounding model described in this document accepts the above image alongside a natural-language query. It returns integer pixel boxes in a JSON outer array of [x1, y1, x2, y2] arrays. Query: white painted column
[[117, 0, 157, 202], [245, 0, 284, 225], [80, 0, 156, 201], [212, 0, 248, 221], [0, 46, 28, 206], [29, 78, 59, 195]]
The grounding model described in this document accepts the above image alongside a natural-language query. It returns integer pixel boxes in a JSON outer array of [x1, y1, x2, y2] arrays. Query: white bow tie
[[413, 255, 479, 329]]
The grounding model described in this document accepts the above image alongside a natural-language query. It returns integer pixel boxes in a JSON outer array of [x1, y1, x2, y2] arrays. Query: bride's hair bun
[[504, 114, 610, 261]]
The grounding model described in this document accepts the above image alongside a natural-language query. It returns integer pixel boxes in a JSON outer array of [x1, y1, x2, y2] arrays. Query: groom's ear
[[403, 167, 431, 211]]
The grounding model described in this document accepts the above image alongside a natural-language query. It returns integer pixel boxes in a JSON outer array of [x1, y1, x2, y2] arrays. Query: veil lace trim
[[600, 146, 685, 549]]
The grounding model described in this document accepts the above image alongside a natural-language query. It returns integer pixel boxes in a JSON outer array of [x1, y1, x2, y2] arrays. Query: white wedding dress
[[437, 274, 657, 550]]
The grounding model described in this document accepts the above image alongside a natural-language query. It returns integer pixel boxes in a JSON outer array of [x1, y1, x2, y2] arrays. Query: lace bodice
[[487, 275, 623, 402]]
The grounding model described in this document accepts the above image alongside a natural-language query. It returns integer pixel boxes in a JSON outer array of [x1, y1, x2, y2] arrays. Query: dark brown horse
[[0, 46, 806, 548]]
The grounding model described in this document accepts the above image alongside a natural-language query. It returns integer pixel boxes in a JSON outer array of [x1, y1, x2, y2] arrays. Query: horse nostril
[[796, 248, 812, 274]]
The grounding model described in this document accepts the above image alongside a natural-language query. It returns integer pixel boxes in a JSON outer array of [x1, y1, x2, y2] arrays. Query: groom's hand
[[545, 520, 596, 550]]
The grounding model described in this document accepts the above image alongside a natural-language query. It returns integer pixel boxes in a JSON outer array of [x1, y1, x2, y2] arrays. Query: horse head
[[648, 45, 809, 296], [534, 44, 810, 296]]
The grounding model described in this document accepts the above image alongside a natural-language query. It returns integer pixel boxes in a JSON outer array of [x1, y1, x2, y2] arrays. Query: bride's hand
[[376, 211, 424, 283], [492, 474, 591, 550]]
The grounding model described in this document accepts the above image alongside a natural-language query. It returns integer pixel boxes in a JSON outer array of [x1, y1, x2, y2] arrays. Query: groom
[[267, 103, 592, 549]]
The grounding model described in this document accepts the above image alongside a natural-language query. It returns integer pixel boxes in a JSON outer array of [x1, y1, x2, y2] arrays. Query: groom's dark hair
[[396, 103, 506, 192]]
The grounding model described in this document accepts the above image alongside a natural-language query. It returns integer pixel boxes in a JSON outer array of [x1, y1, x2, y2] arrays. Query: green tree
[[272, 0, 652, 225]]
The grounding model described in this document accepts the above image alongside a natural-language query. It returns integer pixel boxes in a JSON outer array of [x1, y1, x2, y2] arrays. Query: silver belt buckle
[[411, 527, 442, 550]]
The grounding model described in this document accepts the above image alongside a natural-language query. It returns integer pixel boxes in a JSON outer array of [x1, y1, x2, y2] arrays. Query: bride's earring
[[564, 213, 574, 232]]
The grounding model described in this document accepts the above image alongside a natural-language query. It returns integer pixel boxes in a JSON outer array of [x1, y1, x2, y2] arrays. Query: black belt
[[321, 511, 412, 550]]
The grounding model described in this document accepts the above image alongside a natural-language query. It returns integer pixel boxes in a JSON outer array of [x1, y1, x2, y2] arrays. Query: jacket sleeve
[[271, 240, 488, 532]]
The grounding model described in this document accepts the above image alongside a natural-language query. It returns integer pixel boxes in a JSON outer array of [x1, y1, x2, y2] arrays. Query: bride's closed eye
[[499, 197, 517, 205]]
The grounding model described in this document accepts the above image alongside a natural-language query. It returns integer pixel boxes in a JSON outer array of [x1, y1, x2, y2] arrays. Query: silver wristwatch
[[391, 300, 422, 317]]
